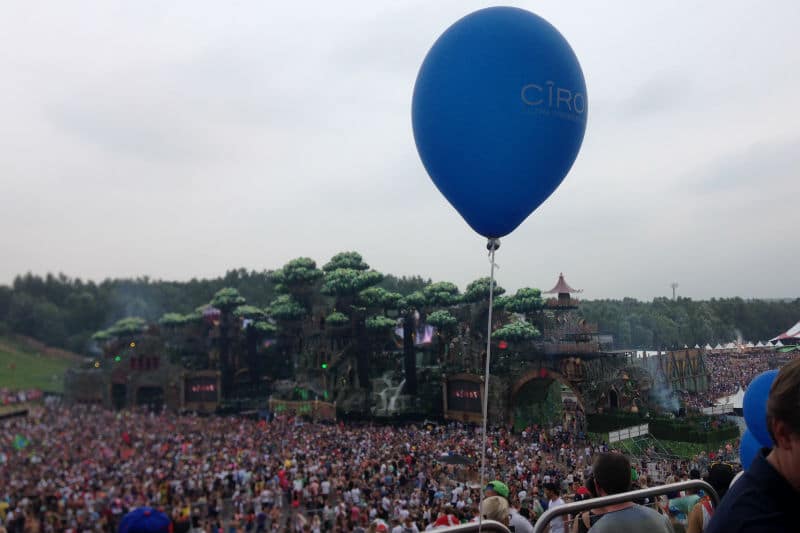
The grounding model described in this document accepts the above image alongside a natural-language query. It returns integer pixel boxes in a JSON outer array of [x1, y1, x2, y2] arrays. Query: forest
[[0, 255, 797, 355]]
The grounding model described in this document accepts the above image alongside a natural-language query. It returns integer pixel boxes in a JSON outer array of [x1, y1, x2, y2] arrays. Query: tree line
[[0, 263, 797, 355], [580, 297, 800, 349], [0, 266, 429, 355]]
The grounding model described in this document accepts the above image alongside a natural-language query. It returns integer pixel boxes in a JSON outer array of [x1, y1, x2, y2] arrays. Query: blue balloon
[[743, 369, 778, 447], [412, 7, 587, 238], [739, 429, 761, 470]]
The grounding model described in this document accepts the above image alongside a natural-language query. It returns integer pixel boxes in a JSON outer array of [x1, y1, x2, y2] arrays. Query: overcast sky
[[1, 1, 798, 300]]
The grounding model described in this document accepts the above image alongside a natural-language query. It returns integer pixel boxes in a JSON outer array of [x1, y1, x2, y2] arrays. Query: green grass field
[[0, 336, 80, 392]]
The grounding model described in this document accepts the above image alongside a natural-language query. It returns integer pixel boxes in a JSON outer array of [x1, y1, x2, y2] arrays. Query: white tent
[[771, 321, 800, 343], [766, 341, 774, 347], [714, 343, 723, 350], [776, 340, 785, 347], [725, 342, 736, 349], [694, 344, 700, 349], [756, 341, 764, 347], [746, 342, 754, 348], [705, 344, 713, 350]]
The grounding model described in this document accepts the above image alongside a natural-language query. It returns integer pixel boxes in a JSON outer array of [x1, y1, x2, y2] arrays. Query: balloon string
[[478, 239, 498, 533]]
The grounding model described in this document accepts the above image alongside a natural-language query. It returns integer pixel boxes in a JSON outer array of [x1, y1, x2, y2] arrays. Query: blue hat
[[119, 507, 171, 533]]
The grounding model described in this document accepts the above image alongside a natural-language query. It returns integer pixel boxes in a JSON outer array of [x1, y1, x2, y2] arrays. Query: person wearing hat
[[118, 507, 171, 533], [484, 481, 509, 500], [485, 480, 533, 532], [686, 463, 735, 533]]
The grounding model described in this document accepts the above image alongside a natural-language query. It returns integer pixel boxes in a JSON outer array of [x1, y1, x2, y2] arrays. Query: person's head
[[370, 519, 389, 533], [484, 481, 509, 500], [592, 453, 632, 496], [766, 358, 800, 489], [479, 496, 509, 525], [705, 463, 736, 500], [543, 483, 559, 500]]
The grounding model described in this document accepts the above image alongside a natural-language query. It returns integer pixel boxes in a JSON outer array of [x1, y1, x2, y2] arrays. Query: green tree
[[268, 295, 306, 378], [492, 320, 541, 342], [323, 251, 370, 272], [321, 254, 384, 390], [427, 309, 458, 364], [358, 287, 403, 315], [365, 315, 396, 332], [462, 277, 506, 304], [233, 305, 268, 321], [269, 295, 306, 322], [159, 312, 192, 328], [506, 288, 544, 316], [210, 288, 246, 397], [270, 257, 323, 309], [423, 281, 461, 307], [326, 311, 350, 328], [106, 317, 148, 337]]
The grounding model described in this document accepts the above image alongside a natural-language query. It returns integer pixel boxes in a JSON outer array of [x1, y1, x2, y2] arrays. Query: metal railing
[[437, 520, 510, 533], [531, 480, 719, 533]]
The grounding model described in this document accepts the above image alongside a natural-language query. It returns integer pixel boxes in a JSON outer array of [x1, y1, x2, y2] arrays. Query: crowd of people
[[0, 388, 43, 407], [1, 349, 795, 532], [0, 404, 739, 533], [677, 350, 795, 412], [704, 350, 778, 400]]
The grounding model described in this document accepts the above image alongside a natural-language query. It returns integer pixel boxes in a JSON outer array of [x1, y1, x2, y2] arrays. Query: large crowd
[[677, 350, 795, 412], [0, 405, 738, 533], [0, 350, 790, 533], [705, 351, 777, 400]]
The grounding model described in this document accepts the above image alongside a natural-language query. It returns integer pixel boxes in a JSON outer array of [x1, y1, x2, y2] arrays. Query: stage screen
[[184, 376, 218, 403], [447, 380, 482, 413]]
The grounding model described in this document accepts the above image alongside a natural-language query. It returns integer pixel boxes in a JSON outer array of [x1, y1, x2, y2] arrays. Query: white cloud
[[0, 0, 798, 300]]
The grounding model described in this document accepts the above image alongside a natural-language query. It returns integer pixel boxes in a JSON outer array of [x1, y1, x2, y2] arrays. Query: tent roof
[[770, 321, 800, 342], [544, 273, 582, 294]]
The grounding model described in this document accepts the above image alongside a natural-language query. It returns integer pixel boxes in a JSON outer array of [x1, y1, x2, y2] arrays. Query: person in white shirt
[[509, 507, 534, 533], [544, 483, 567, 533]]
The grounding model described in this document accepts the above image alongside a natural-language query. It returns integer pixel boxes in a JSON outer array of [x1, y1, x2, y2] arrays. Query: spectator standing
[[587, 453, 672, 533]]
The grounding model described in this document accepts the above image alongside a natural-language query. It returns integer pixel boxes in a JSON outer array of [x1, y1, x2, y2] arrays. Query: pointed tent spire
[[545, 273, 583, 295]]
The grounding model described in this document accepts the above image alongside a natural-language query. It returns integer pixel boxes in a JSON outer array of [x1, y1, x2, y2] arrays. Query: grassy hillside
[[0, 336, 82, 393]]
